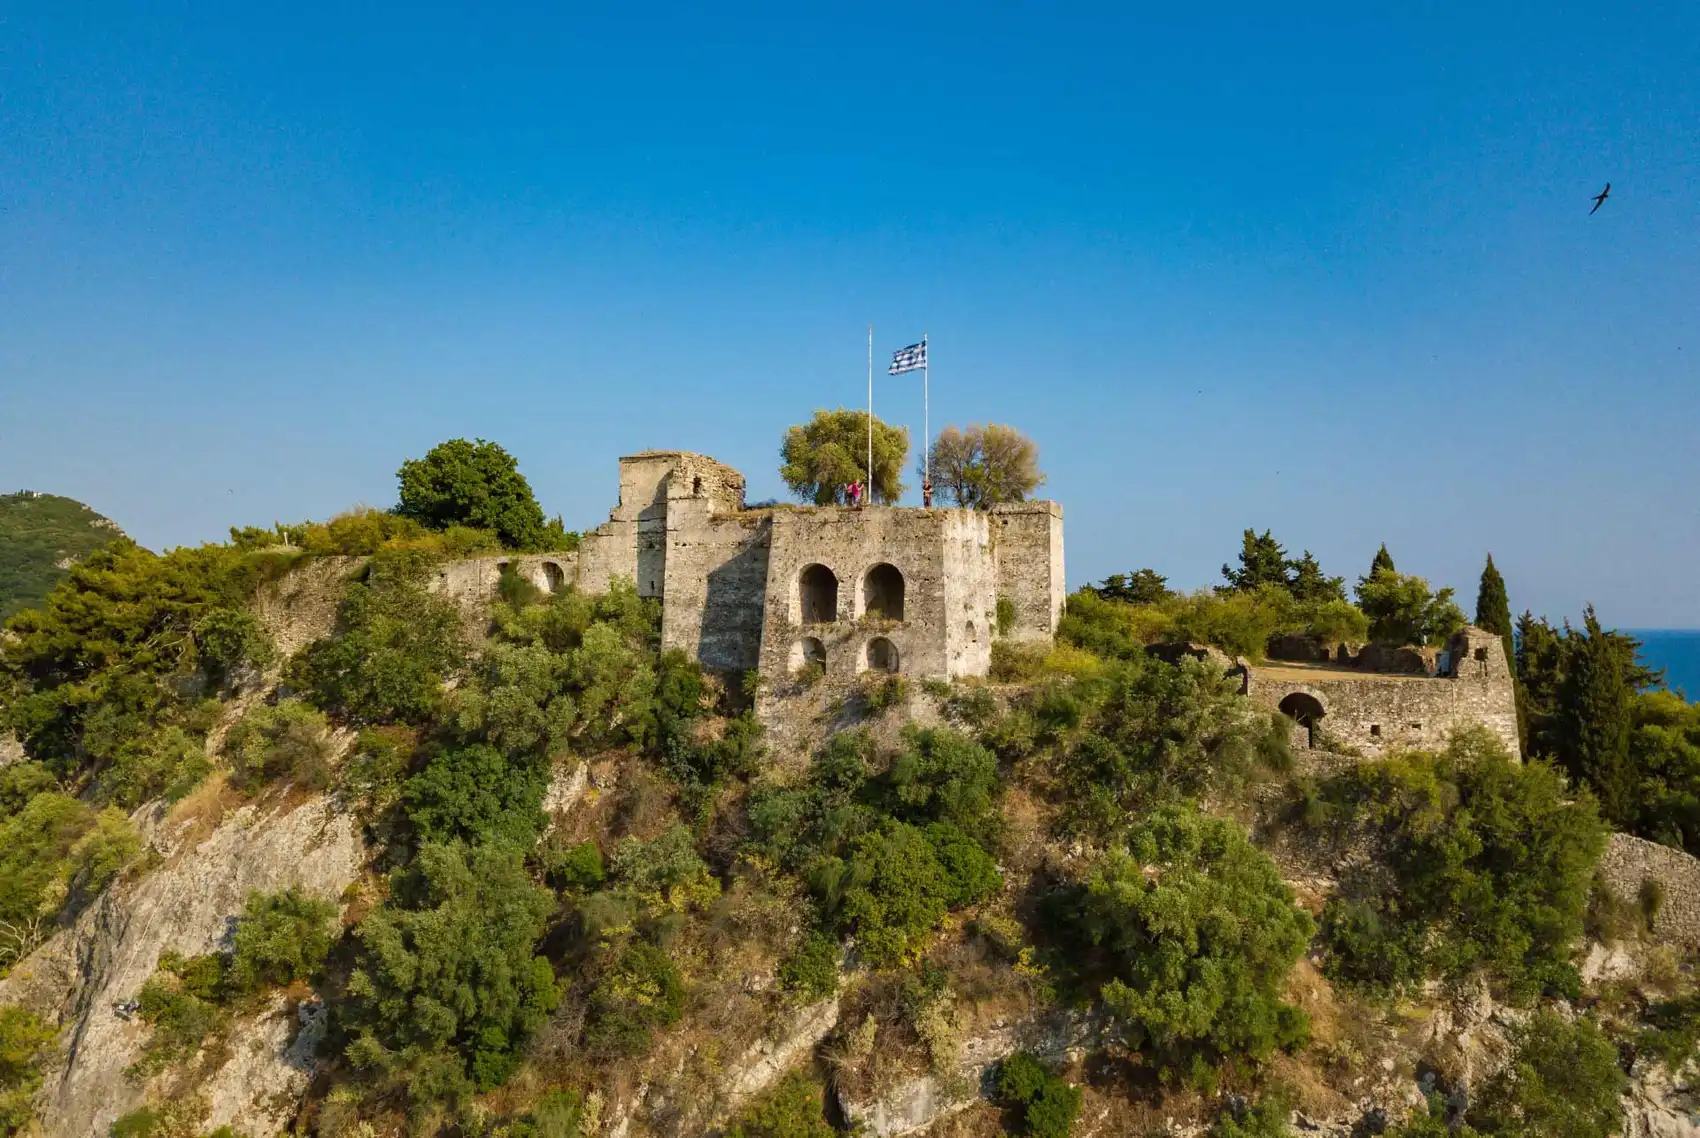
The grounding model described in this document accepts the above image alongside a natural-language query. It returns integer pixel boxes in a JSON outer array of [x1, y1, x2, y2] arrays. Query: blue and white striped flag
[[888, 340, 927, 375]]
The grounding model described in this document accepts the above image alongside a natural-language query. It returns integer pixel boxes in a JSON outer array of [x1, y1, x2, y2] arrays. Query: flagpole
[[866, 324, 874, 504], [922, 333, 930, 506]]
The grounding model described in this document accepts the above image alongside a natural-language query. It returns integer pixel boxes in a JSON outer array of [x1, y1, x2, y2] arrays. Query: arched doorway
[[865, 637, 900, 674], [797, 565, 839, 624], [789, 636, 827, 674], [1278, 692, 1326, 749], [540, 561, 565, 593], [862, 563, 905, 621]]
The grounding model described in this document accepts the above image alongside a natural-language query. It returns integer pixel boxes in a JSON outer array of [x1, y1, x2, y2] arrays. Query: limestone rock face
[[0, 794, 364, 1138]]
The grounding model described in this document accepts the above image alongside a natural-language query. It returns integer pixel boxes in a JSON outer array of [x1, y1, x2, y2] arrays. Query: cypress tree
[[1475, 554, 1515, 671], [1557, 606, 1634, 826], [1221, 529, 1290, 592], [1356, 543, 1396, 601]]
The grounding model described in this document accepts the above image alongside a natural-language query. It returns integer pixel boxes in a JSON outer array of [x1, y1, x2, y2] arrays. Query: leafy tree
[[1362, 543, 1396, 587], [996, 1053, 1082, 1138], [1286, 551, 1345, 603], [1090, 569, 1171, 605], [779, 409, 908, 505], [402, 744, 549, 848], [724, 1071, 835, 1138], [925, 423, 1046, 508], [1468, 1010, 1623, 1138], [288, 551, 466, 725], [1316, 730, 1605, 1000], [1221, 530, 1290, 592], [343, 840, 560, 1102], [226, 888, 338, 993], [1355, 569, 1465, 646], [394, 438, 551, 551], [0, 1006, 57, 1134], [1474, 555, 1515, 671], [1631, 690, 1700, 854], [1063, 803, 1312, 1079], [1558, 606, 1636, 825], [0, 792, 138, 938]]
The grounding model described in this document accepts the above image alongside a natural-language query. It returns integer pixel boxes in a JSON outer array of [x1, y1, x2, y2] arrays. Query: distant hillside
[[0, 491, 125, 621]]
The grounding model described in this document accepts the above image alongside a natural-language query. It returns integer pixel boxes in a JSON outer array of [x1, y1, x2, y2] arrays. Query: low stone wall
[[1598, 832, 1700, 949]]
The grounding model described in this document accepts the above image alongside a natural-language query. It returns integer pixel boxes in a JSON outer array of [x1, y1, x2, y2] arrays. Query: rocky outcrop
[[0, 793, 364, 1138], [721, 997, 841, 1111]]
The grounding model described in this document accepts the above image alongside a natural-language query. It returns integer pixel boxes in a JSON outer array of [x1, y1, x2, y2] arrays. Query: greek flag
[[888, 340, 927, 375]]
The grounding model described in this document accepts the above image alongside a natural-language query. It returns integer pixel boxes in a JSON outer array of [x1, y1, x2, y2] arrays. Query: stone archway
[[1278, 692, 1326, 749], [540, 561, 566, 593], [862, 563, 905, 621], [797, 564, 839, 624], [864, 637, 900, 674], [789, 636, 827, 674]]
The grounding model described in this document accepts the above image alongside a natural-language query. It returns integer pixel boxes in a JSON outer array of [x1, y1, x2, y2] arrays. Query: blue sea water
[[1627, 630, 1700, 702]]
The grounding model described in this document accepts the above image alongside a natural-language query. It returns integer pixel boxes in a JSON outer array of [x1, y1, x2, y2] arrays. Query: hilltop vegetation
[[0, 492, 124, 621], [0, 441, 1695, 1138]]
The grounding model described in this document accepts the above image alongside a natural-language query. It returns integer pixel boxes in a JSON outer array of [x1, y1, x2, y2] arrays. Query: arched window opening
[[965, 620, 979, 641], [798, 564, 839, 624], [1278, 692, 1326, 749], [862, 563, 906, 621], [865, 637, 900, 674], [541, 561, 565, 593], [789, 636, 827, 673]]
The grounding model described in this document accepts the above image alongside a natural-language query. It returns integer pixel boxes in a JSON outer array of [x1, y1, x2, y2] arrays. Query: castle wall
[[756, 507, 959, 681], [660, 499, 771, 675], [991, 502, 1065, 641], [1246, 628, 1519, 757], [941, 512, 994, 678]]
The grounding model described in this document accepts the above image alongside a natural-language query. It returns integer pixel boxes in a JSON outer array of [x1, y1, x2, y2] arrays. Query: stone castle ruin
[[431, 449, 1516, 753], [437, 450, 1066, 682]]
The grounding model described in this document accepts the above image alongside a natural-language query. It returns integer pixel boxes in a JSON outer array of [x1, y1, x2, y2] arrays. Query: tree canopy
[[394, 438, 559, 551], [779, 409, 909, 505], [1220, 530, 1346, 604], [925, 423, 1045, 508], [1475, 554, 1514, 670], [1355, 567, 1465, 646]]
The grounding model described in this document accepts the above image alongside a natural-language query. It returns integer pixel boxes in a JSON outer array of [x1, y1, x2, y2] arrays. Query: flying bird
[[1590, 183, 1611, 215]]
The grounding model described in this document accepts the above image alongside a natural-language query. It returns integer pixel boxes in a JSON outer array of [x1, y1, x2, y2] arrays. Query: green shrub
[[725, 1071, 835, 1138], [1210, 1093, 1293, 1138], [996, 596, 1016, 637], [884, 725, 1001, 844], [512, 1090, 590, 1138], [0, 1006, 57, 1134], [536, 838, 605, 893], [101, 725, 213, 808], [997, 1052, 1082, 1138], [1060, 803, 1312, 1080], [338, 726, 416, 820], [823, 817, 999, 968], [133, 955, 227, 1074], [1468, 1010, 1623, 1138], [864, 676, 908, 713], [394, 438, 552, 551], [778, 931, 839, 1000], [584, 940, 687, 1058], [227, 888, 338, 993], [288, 552, 465, 725], [194, 607, 275, 687], [403, 743, 549, 848], [606, 825, 721, 914], [342, 841, 559, 1103], [1315, 730, 1605, 1000], [223, 700, 335, 792], [0, 792, 138, 944], [1638, 990, 1700, 1072]]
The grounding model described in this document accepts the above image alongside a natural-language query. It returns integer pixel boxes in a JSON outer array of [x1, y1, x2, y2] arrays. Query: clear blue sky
[[2, 2, 1696, 626]]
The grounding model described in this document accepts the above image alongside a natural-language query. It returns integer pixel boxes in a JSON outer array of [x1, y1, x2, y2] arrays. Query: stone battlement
[[436, 451, 1065, 683]]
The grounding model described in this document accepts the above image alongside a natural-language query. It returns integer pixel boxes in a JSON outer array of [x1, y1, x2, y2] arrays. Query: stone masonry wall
[[941, 511, 995, 678], [990, 501, 1066, 642], [756, 506, 957, 681], [661, 499, 772, 675], [1598, 832, 1700, 949], [1247, 627, 1519, 758]]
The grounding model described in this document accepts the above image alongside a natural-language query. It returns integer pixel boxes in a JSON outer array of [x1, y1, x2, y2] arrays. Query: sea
[[1628, 630, 1700, 702]]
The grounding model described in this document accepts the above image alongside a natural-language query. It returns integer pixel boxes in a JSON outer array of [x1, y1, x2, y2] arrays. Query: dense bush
[[1061, 585, 1368, 664], [583, 940, 687, 1058], [0, 1005, 56, 1134], [0, 792, 139, 954], [1057, 803, 1312, 1082], [402, 743, 549, 848], [605, 825, 721, 914], [226, 888, 338, 993], [133, 951, 228, 1074], [778, 931, 839, 1000], [509, 1090, 591, 1138], [223, 700, 335, 792], [996, 1052, 1082, 1138], [1314, 730, 1605, 1000], [343, 841, 559, 1102], [1467, 1010, 1623, 1137], [724, 1071, 836, 1138], [1039, 654, 1285, 840], [288, 551, 465, 725]]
